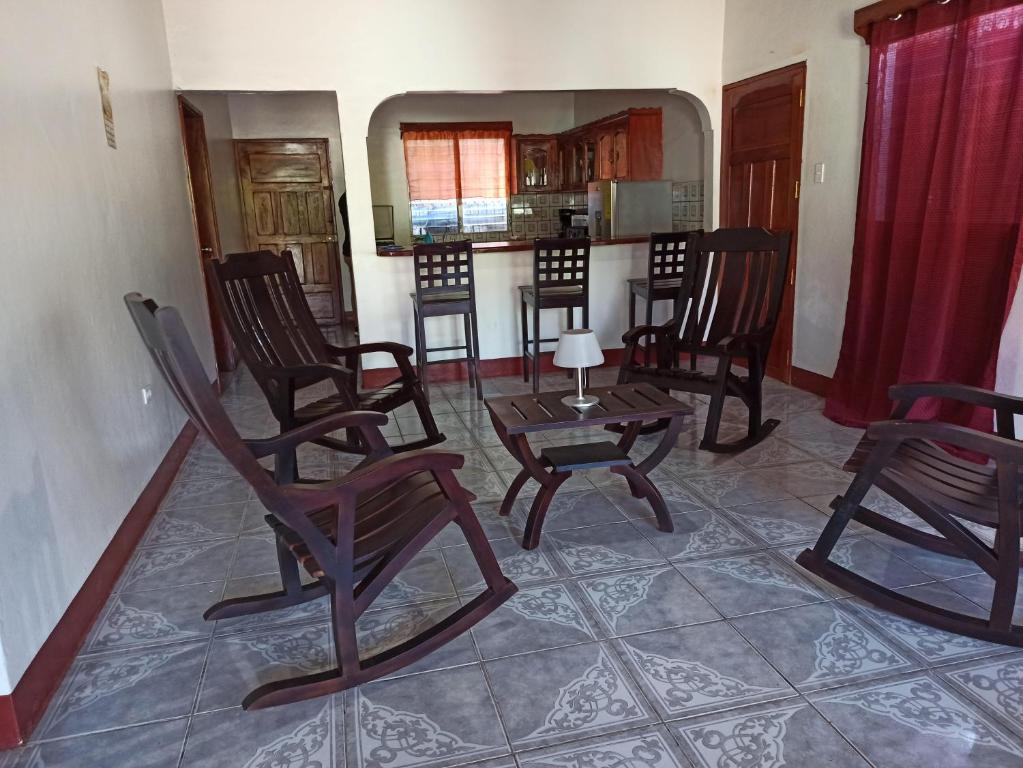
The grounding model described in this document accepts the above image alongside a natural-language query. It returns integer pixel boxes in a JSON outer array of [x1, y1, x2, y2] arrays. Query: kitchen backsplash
[[427, 181, 703, 244]]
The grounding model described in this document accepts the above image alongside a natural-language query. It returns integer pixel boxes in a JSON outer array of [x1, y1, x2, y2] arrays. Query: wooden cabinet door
[[235, 139, 342, 326], [597, 132, 615, 180], [721, 63, 805, 382], [613, 129, 629, 179]]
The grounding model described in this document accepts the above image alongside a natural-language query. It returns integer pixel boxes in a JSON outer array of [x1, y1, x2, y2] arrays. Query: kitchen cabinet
[[511, 134, 559, 193], [556, 107, 662, 189]]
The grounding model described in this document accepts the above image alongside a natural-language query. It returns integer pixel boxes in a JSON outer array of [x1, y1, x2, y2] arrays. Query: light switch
[[814, 162, 826, 184]]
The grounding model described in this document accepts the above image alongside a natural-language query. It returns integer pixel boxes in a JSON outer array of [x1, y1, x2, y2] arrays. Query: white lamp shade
[[553, 328, 604, 368]]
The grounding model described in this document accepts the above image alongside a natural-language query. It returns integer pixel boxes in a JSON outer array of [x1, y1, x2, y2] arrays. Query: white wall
[[573, 90, 706, 184], [181, 91, 246, 255], [369, 91, 576, 245], [0, 0, 215, 693], [161, 0, 726, 366], [722, 0, 869, 377]]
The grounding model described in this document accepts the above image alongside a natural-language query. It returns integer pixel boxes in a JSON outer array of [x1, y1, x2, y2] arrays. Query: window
[[402, 122, 512, 236]]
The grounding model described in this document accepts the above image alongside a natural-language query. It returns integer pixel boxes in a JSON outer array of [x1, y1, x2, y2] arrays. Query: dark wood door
[[235, 139, 343, 325], [178, 96, 238, 374], [720, 62, 805, 382]]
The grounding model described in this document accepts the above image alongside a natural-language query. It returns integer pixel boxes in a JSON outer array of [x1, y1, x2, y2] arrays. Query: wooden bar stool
[[627, 231, 701, 358], [519, 237, 591, 393], [410, 241, 482, 402]]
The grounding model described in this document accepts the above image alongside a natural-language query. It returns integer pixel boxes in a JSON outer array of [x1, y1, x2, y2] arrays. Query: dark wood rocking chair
[[797, 382, 1023, 646], [124, 292, 516, 708], [616, 227, 792, 452], [208, 250, 444, 478]]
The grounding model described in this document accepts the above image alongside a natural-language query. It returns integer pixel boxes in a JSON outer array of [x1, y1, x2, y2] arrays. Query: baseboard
[[791, 366, 832, 397], [0, 420, 198, 749], [363, 348, 627, 389]]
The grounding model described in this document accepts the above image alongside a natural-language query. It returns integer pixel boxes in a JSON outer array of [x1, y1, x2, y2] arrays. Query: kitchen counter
[[376, 236, 648, 257]]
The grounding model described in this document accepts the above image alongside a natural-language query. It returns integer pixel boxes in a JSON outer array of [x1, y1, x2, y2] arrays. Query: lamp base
[[562, 394, 600, 408]]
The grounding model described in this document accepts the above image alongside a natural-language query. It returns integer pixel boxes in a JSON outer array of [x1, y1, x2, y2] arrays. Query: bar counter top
[[376, 236, 648, 257]]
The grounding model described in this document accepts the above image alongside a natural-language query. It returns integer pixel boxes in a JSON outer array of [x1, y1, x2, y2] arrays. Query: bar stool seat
[[520, 237, 591, 393], [411, 241, 482, 401]]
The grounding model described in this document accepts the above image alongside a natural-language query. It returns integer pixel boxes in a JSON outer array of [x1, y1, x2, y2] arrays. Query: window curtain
[[825, 0, 1023, 432], [401, 124, 511, 201]]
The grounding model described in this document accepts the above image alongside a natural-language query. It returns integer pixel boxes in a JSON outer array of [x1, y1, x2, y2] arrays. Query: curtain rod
[[853, 0, 954, 43]]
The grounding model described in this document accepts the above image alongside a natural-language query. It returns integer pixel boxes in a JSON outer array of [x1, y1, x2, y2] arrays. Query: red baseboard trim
[[791, 366, 833, 397], [363, 348, 627, 389], [0, 420, 198, 750]]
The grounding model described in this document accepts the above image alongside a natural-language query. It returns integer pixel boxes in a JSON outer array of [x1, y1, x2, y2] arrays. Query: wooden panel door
[[235, 139, 342, 325], [721, 62, 805, 382]]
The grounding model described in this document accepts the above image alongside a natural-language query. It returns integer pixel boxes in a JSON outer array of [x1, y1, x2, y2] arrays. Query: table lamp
[[554, 328, 604, 408]]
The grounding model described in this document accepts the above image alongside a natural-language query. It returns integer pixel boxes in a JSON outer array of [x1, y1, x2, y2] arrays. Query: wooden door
[[235, 139, 343, 325], [721, 62, 805, 382], [178, 97, 238, 374]]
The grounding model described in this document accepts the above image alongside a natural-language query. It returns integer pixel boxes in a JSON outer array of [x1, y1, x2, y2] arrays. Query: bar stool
[[519, 237, 591, 393], [410, 241, 482, 401], [627, 230, 701, 365]]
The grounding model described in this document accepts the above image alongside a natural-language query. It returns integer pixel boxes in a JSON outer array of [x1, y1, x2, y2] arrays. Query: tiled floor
[[5, 366, 1023, 767]]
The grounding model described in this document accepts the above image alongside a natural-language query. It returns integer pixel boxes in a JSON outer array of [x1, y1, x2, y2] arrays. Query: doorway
[[178, 96, 238, 374], [720, 62, 806, 383]]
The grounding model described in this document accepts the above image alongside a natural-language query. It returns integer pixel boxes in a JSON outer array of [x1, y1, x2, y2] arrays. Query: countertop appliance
[[587, 180, 672, 239]]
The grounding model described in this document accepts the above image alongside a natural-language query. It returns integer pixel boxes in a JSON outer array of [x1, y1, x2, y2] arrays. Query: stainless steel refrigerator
[[587, 180, 673, 240]]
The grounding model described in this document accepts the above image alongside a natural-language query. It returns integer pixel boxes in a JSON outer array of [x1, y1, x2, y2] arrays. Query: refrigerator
[[587, 180, 673, 240]]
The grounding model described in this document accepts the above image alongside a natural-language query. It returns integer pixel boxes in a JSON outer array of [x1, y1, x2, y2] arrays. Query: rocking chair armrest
[[262, 362, 357, 388], [622, 324, 670, 345], [718, 333, 767, 353], [244, 411, 389, 459], [286, 450, 469, 506], [888, 382, 1023, 416], [325, 342, 417, 378], [866, 420, 1023, 463]]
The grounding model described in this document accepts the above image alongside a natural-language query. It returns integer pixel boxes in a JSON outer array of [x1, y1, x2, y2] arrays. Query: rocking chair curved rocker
[[125, 293, 516, 708], [797, 382, 1023, 646]]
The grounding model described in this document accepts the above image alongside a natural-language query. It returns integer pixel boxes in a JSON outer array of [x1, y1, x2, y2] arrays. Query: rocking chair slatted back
[[210, 250, 330, 375], [681, 228, 791, 350]]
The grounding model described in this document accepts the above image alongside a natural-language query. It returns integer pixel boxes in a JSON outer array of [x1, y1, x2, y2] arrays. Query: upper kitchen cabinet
[[560, 107, 663, 188], [512, 134, 559, 193]]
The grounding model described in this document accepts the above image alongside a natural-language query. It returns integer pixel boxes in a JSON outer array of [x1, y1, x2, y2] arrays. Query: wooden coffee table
[[485, 383, 692, 549]]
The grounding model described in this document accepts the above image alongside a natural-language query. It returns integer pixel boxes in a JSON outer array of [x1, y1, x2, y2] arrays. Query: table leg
[[622, 414, 686, 532], [493, 432, 569, 550], [500, 468, 530, 517], [522, 471, 570, 549]]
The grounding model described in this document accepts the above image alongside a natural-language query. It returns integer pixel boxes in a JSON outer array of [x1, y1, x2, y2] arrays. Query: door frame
[[178, 95, 238, 375], [720, 61, 806, 383]]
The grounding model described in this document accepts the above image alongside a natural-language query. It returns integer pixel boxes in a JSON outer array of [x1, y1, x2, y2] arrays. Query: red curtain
[[825, 0, 1023, 431], [401, 124, 511, 201]]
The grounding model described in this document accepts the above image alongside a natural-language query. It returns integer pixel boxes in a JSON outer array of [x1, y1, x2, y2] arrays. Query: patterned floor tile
[[346, 664, 509, 768], [643, 509, 757, 563], [516, 726, 692, 768], [946, 573, 1023, 623], [681, 470, 790, 508], [374, 551, 458, 607], [671, 697, 870, 768], [471, 581, 601, 659], [732, 602, 918, 692], [119, 538, 237, 591], [778, 536, 934, 596], [871, 535, 985, 580], [84, 581, 221, 653], [615, 622, 794, 719], [937, 653, 1023, 733], [599, 480, 706, 521], [214, 573, 328, 636], [162, 476, 252, 509], [7, 719, 188, 767], [751, 461, 852, 499], [731, 438, 816, 469], [430, 502, 526, 548], [486, 641, 654, 749], [810, 672, 1023, 767], [143, 502, 246, 547], [548, 522, 666, 576], [511, 489, 627, 533], [181, 696, 342, 767], [36, 641, 207, 739], [659, 442, 740, 477], [198, 622, 333, 712], [500, 470, 598, 501], [846, 582, 1014, 666], [677, 551, 828, 617], [722, 498, 830, 547], [456, 468, 510, 502], [230, 533, 281, 579], [577, 565, 720, 636], [359, 598, 479, 677], [444, 537, 559, 594]]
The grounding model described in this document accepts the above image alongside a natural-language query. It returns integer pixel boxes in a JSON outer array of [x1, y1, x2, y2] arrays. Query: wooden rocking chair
[[797, 382, 1023, 645], [125, 293, 516, 708], [208, 251, 444, 478], [616, 228, 791, 452]]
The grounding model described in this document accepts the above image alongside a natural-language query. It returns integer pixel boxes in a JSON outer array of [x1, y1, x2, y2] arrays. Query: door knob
[[200, 246, 214, 255]]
